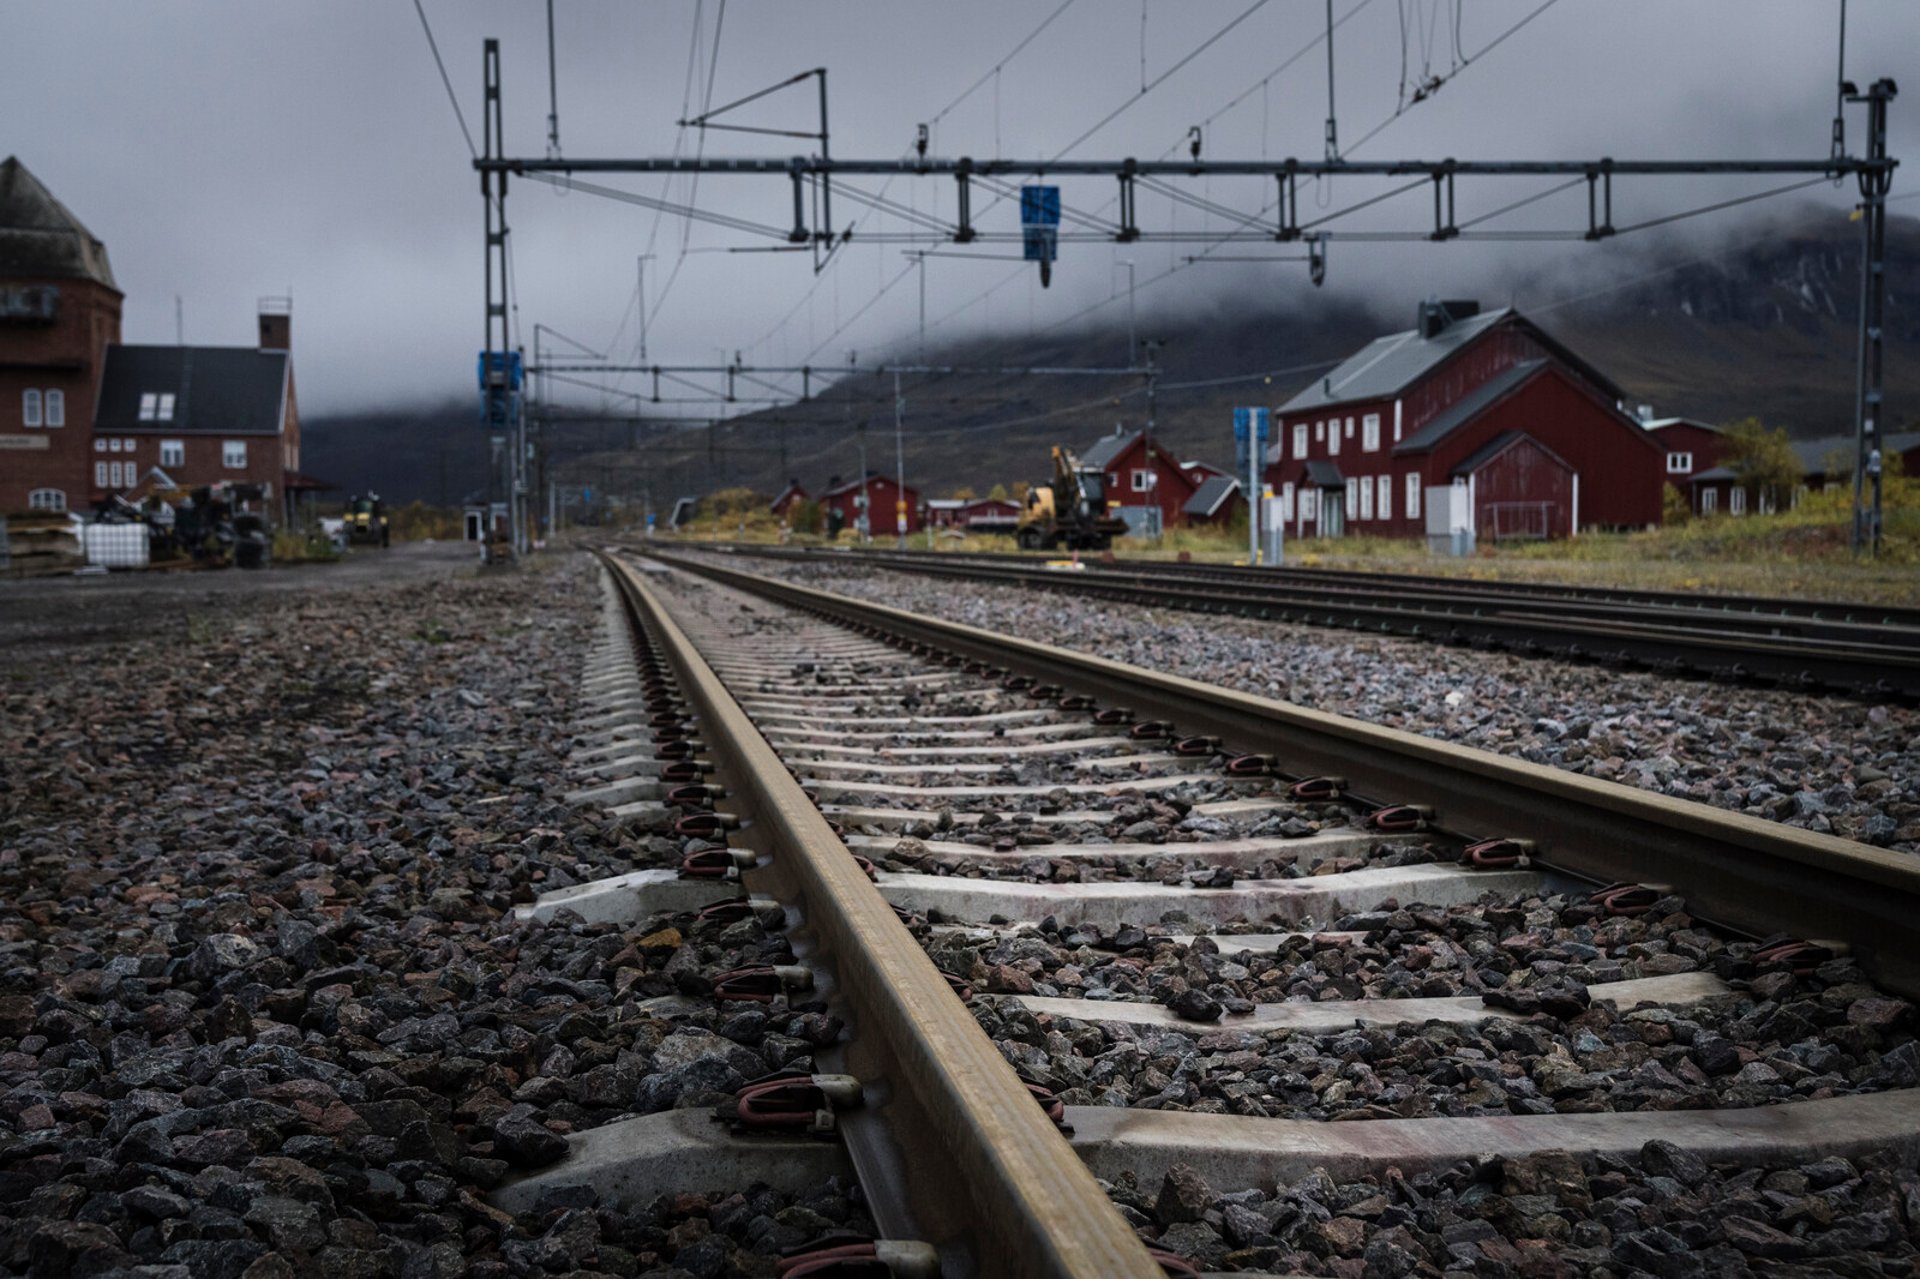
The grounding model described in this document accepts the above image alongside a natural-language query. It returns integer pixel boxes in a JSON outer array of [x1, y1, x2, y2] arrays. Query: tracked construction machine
[[1015, 446, 1130, 551]]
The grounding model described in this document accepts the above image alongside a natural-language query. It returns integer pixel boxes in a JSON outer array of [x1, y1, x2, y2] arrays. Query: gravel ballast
[[709, 555, 1920, 854], [0, 552, 868, 1279]]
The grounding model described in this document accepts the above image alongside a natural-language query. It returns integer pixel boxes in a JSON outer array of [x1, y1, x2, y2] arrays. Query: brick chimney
[[258, 295, 292, 351]]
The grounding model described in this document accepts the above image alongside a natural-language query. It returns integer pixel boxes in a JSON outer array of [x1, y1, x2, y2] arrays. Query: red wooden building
[[1078, 427, 1206, 533], [1639, 414, 1726, 515], [819, 471, 924, 536], [1264, 300, 1666, 541], [769, 480, 808, 518]]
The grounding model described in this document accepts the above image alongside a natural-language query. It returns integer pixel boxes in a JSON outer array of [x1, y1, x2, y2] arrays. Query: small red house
[[1639, 415, 1726, 515], [1079, 427, 1205, 533], [769, 480, 808, 518], [1264, 300, 1666, 540], [958, 496, 1021, 532], [820, 471, 923, 536], [1183, 475, 1245, 527]]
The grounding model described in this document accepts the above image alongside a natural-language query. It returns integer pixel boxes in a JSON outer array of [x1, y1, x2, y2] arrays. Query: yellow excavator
[[1015, 446, 1129, 551]]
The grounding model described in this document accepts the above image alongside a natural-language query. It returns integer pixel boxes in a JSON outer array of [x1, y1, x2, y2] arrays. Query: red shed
[[820, 470, 923, 536], [958, 497, 1021, 532], [1451, 431, 1575, 540], [1639, 415, 1725, 515], [1078, 427, 1204, 533], [1264, 300, 1666, 538], [769, 480, 808, 518]]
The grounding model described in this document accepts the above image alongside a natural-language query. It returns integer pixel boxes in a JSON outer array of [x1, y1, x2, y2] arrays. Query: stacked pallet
[[2, 514, 84, 577]]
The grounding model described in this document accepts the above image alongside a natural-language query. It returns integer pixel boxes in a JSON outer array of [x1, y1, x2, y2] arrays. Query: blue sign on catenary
[[1020, 186, 1061, 226]]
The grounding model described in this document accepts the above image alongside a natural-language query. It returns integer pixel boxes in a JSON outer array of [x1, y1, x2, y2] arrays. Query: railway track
[[703, 543, 1920, 700], [518, 548, 1920, 1277]]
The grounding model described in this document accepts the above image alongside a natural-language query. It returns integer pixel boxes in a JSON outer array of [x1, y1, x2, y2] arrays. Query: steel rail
[[698, 545, 1920, 699], [731, 545, 1920, 646], [598, 553, 1161, 1279], [782, 544, 1920, 631], [650, 550, 1920, 1002]]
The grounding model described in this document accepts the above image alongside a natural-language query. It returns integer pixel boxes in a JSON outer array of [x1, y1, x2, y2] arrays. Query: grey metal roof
[[1689, 466, 1736, 484], [1395, 361, 1546, 454], [1449, 429, 1571, 479], [1280, 308, 1513, 414], [1280, 307, 1625, 415], [1078, 429, 1139, 472], [94, 345, 290, 436], [1183, 475, 1240, 517], [0, 157, 117, 289], [1303, 460, 1345, 487], [1793, 431, 1920, 473]]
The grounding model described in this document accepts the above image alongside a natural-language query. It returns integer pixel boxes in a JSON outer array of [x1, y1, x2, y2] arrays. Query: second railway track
[[515, 548, 1920, 1277], [705, 544, 1920, 701]]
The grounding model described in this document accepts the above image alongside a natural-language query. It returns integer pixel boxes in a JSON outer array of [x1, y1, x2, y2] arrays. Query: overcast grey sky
[[8, 1, 1912, 417]]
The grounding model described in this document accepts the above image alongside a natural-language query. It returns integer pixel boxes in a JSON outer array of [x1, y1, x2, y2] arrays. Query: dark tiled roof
[[1078, 430, 1139, 472], [1394, 361, 1546, 454], [0, 157, 117, 289], [1183, 475, 1240, 517], [1449, 429, 1572, 478], [94, 346, 290, 436], [1303, 460, 1345, 487]]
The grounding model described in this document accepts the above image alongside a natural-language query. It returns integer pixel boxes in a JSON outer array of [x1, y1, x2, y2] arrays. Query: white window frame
[[22, 389, 41, 427], [1759, 488, 1777, 515], [1293, 423, 1308, 459], [1281, 481, 1294, 522], [44, 389, 63, 427], [223, 440, 248, 469], [1327, 422, 1341, 456], [1666, 451, 1693, 474], [1344, 416, 1355, 439], [1345, 478, 1357, 514], [1357, 475, 1374, 520], [94, 461, 108, 487], [138, 393, 158, 422], [1130, 468, 1154, 493], [1301, 487, 1318, 521], [28, 488, 66, 512], [1730, 486, 1747, 516], [1377, 474, 1392, 521], [160, 439, 185, 468], [109, 461, 125, 488], [1701, 488, 1718, 515], [108, 437, 122, 453], [1314, 420, 1324, 442], [94, 438, 107, 453], [157, 393, 176, 421], [1405, 472, 1422, 520], [1362, 413, 1381, 452]]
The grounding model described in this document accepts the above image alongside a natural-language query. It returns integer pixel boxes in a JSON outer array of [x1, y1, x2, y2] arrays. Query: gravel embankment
[[0, 553, 865, 1278], [719, 557, 1920, 853]]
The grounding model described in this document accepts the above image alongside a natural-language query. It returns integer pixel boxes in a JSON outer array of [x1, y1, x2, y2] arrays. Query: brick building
[[1264, 300, 1667, 541], [0, 157, 123, 515], [92, 301, 304, 524]]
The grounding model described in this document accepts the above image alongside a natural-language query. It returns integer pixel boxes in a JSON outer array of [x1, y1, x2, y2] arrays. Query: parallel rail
[[600, 552, 1162, 1279], [700, 543, 1920, 699], [652, 548, 1920, 1002]]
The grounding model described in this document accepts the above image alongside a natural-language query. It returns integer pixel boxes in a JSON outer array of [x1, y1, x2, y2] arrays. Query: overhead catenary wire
[[411, 0, 476, 157]]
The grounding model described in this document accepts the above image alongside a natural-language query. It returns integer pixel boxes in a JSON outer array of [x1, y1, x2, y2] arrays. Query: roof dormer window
[[157, 393, 175, 421], [138, 393, 156, 421], [138, 393, 175, 422]]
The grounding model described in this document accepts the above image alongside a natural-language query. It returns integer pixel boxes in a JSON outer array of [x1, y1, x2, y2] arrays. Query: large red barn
[[1264, 300, 1667, 541]]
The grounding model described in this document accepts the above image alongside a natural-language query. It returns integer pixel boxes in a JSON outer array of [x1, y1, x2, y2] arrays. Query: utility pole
[[893, 369, 908, 549], [1850, 78, 1896, 557]]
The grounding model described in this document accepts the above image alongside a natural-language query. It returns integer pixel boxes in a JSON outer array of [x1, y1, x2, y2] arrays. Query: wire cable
[[412, 0, 476, 157]]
